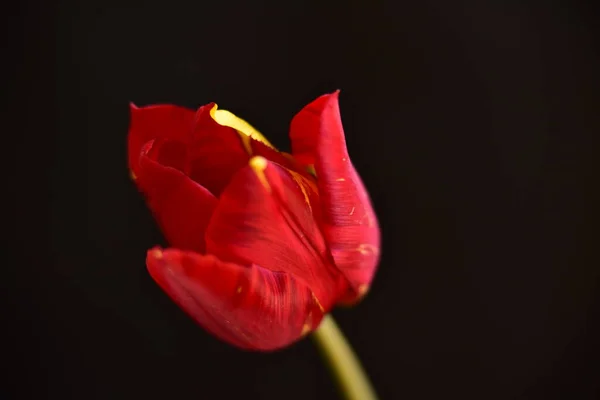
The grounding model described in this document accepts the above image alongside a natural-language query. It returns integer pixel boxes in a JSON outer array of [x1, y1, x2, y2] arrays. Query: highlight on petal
[[289, 91, 380, 303], [128, 103, 195, 179], [137, 140, 217, 253], [205, 157, 347, 312], [146, 247, 324, 350]]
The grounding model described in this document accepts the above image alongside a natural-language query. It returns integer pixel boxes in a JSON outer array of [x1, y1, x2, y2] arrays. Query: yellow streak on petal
[[209, 104, 277, 154], [357, 244, 379, 256], [306, 164, 317, 177], [336, 178, 345, 181], [238, 132, 254, 155], [287, 170, 313, 212], [300, 310, 314, 337], [312, 292, 325, 313], [249, 156, 270, 192], [129, 170, 137, 181], [236, 286, 243, 294]]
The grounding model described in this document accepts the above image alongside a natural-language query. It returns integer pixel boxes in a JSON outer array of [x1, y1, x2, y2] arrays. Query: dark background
[[5, 0, 598, 399]]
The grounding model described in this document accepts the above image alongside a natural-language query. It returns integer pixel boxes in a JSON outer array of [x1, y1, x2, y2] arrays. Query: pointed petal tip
[[306, 90, 341, 115], [324, 89, 341, 102], [328, 90, 341, 105], [311, 90, 341, 106]]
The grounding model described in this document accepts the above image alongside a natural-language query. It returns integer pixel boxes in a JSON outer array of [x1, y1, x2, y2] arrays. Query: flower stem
[[312, 315, 379, 400]]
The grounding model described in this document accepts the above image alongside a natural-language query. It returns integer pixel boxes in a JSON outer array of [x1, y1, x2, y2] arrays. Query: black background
[[5, 0, 599, 399]]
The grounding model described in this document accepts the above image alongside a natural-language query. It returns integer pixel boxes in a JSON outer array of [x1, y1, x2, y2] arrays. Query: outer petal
[[128, 104, 195, 178], [146, 247, 324, 351], [289, 91, 380, 302], [137, 140, 217, 253], [205, 157, 347, 311]]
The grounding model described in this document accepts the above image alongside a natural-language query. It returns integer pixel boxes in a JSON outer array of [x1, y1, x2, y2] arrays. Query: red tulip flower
[[129, 91, 380, 351]]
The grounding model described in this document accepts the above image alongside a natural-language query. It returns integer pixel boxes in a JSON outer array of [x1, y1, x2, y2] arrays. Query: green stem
[[312, 315, 379, 400]]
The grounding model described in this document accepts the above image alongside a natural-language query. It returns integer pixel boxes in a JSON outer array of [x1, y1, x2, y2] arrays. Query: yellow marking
[[129, 170, 137, 180], [350, 207, 355, 216], [287, 170, 313, 212], [209, 104, 277, 155], [306, 165, 316, 176], [336, 178, 345, 182], [312, 292, 325, 312], [236, 286, 242, 294], [249, 156, 270, 191], [357, 244, 379, 256], [301, 311, 314, 337], [150, 248, 163, 259], [301, 323, 311, 336], [358, 284, 369, 297]]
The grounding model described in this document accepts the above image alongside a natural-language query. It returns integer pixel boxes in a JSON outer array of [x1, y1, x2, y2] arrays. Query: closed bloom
[[129, 91, 380, 351]]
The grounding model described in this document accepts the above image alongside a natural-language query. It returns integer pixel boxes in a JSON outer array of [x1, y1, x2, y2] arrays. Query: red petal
[[137, 140, 217, 253], [289, 91, 380, 302], [205, 157, 347, 311], [188, 104, 308, 195], [186, 104, 251, 196], [128, 104, 195, 178], [146, 247, 324, 351]]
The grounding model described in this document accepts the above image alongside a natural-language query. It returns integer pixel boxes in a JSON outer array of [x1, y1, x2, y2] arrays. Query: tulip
[[128, 91, 380, 351]]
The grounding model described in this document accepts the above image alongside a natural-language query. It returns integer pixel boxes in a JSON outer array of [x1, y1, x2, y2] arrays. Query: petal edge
[[289, 92, 381, 303], [146, 247, 324, 351]]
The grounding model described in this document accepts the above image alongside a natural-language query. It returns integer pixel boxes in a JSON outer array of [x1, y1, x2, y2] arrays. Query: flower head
[[129, 92, 380, 350]]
